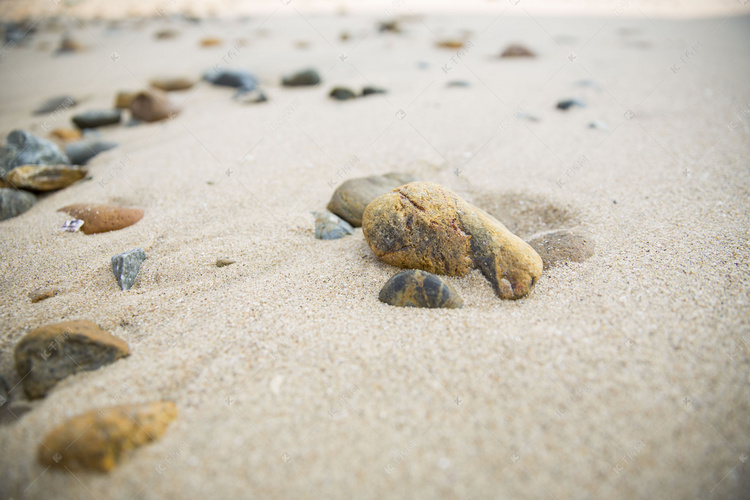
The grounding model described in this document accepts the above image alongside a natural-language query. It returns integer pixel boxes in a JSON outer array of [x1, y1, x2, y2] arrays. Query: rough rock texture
[[313, 211, 354, 239], [5, 164, 87, 191], [14, 320, 131, 399], [129, 88, 179, 122], [57, 204, 144, 234], [71, 109, 122, 129], [0, 188, 36, 221], [528, 230, 595, 269], [327, 172, 419, 227], [1, 129, 71, 175], [379, 269, 464, 309], [112, 247, 147, 291], [362, 182, 543, 300], [38, 401, 178, 472]]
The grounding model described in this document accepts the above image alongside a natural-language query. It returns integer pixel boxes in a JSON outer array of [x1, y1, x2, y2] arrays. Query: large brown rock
[[14, 320, 131, 399], [362, 182, 543, 300], [327, 172, 418, 227], [129, 88, 179, 123], [5, 164, 87, 191], [58, 204, 144, 234], [38, 401, 177, 471]]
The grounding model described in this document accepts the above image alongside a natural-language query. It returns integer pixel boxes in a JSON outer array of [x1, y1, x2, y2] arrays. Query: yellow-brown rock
[[362, 182, 543, 299], [58, 204, 144, 234], [6, 164, 87, 191], [38, 401, 177, 472], [14, 320, 131, 399]]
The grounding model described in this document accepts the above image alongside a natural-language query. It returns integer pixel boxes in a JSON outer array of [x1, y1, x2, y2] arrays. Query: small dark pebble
[[72, 109, 122, 129], [33, 95, 77, 115], [556, 99, 586, 111], [379, 269, 464, 309], [204, 68, 257, 93], [216, 258, 235, 267], [282, 68, 321, 87], [329, 87, 356, 100], [361, 86, 387, 96], [446, 80, 471, 88]]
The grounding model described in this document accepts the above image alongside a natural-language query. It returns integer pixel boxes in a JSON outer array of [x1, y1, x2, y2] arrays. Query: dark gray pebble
[[282, 68, 321, 87], [379, 269, 464, 309], [71, 109, 122, 129]]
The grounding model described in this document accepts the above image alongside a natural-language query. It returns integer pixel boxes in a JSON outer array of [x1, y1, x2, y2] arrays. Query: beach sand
[[1, 3, 749, 499]]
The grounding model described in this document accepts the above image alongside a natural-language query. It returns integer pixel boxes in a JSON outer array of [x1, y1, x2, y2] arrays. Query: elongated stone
[[58, 204, 144, 234], [5, 164, 87, 191], [362, 182, 543, 300]]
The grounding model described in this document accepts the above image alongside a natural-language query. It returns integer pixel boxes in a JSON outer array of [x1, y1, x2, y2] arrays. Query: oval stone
[[379, 270, 464, 309], [58, 204, 144, 234]]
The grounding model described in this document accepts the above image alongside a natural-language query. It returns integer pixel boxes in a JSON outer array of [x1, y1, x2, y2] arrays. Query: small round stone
[[282, 68, 321, 87], [379, 270, 464, 309], [329, 87, 356, 100], [129, 88, 179, 122]]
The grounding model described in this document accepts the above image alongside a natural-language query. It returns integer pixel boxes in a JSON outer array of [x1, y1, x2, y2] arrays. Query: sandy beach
[[1, 1, 749, 498]]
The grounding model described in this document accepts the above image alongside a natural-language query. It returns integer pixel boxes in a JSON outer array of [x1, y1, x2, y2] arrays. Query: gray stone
[[0, 188, 36, 221], [361, 86, 387, 96], [329, 87, 356, 100], [313, 211, 354, 240], [379, 270, 464, 309], [65, 139, 118, 165], [556, 99, 586, 111], [33, 95, 77, 115], [282, 68, 321, 87], [1, 130, 71, 177], [111, 247, 147, 291], [327, 172, 419, 227], [203, 68, 257, 93], [71, 109, 122, 129]]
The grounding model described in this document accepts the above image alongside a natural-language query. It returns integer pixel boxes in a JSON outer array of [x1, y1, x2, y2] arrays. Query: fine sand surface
[[1, 7, 749, 500]]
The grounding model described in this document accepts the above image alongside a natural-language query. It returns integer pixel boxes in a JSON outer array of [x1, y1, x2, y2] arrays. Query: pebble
[[446, 80, 471, 88], [5, 164, 87, 191], [379, 269, 464, 309], [362, 182, 543, 300], [57, 35, 84, 53], [129, 88, 179, 122], [313, 211, 354, 240], [57, 204, 144, 234], [435, 39, 465, 49], [33, 95, 76, 115], [65, 138, 118, 165], [1, 129, 71, 175], [154, 29, 179, 40], [588, 121, 609, 130], [378, 20, 401, 33], [149, 76, 195, 91], [327, 172, 419, 227], [500, 44, 536, 58], [282, 68, 321, 87], [29, 287, 61, 303], [204, 68, 257, 93], [114, 91, 136, 109], [329, 87, 356, 100], [14, 320, 131, 399], [38, 401, 177, 471], [216, 258, 235, 267], [50, 127, 82, 141], [71, 109, 122, 128], [361, 86, 387, 96], [528, 230, 595, 269], [200, 36, 223, 47], [556, 98, 586, 111], [0, 188, 36, 221], [112, 247, 147, 291]]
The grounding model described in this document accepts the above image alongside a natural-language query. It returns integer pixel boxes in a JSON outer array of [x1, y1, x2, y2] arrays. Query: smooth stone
[[33, 95, 77, 115], [129, 88, 179, 122], [204, 68, 257, 93], [5, 164, 87, 191], [446, 80, 471, 88], [149, 76, 195, 91], [378, 20, 402, 33], [114, 91, 136, 109], [65, 139, 118, 165], [200, 36, 222, 47], [216, 258, 235, 267], [362, 182, 543, 300], [29, 287, 61, 303], [361, 86, 387, 96], [112, 248, 146, 291], [38, 401, 177, 471], [14, 320, 131, 399], [313, 211, 354, 240], [57, 35, 84, 53], [72, 109, 122, 128], [500, 44, 536, 58], [435, 39, 465, 49], [1, 130, 71, 175], [528, 230, 595, 270], [50, 127, 82, 141], [379, 269, 464, 309], [282, 68, 321, 87], [327, 172, 419, 227], [556, 98, 586, 111], [329, 87, 356, 100], [154, 29, 179, 39], [0, 188, 36, 221], [58, 204, 144, 234]]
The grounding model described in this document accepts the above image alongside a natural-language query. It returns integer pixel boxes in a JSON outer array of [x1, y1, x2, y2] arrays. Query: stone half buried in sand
[[362, 182, 543, 300], [327, 172, 419, 227], [58, 204, 144, 234], [112, 247, 147, 291], [379, 269, 464, 309], [14, 320, 131, 399], [38, 401, 177, 472], [5, 164, 87, 191]]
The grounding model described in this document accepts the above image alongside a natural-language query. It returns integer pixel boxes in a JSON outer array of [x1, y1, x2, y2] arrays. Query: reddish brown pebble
[[58, 204, 144, 234]]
